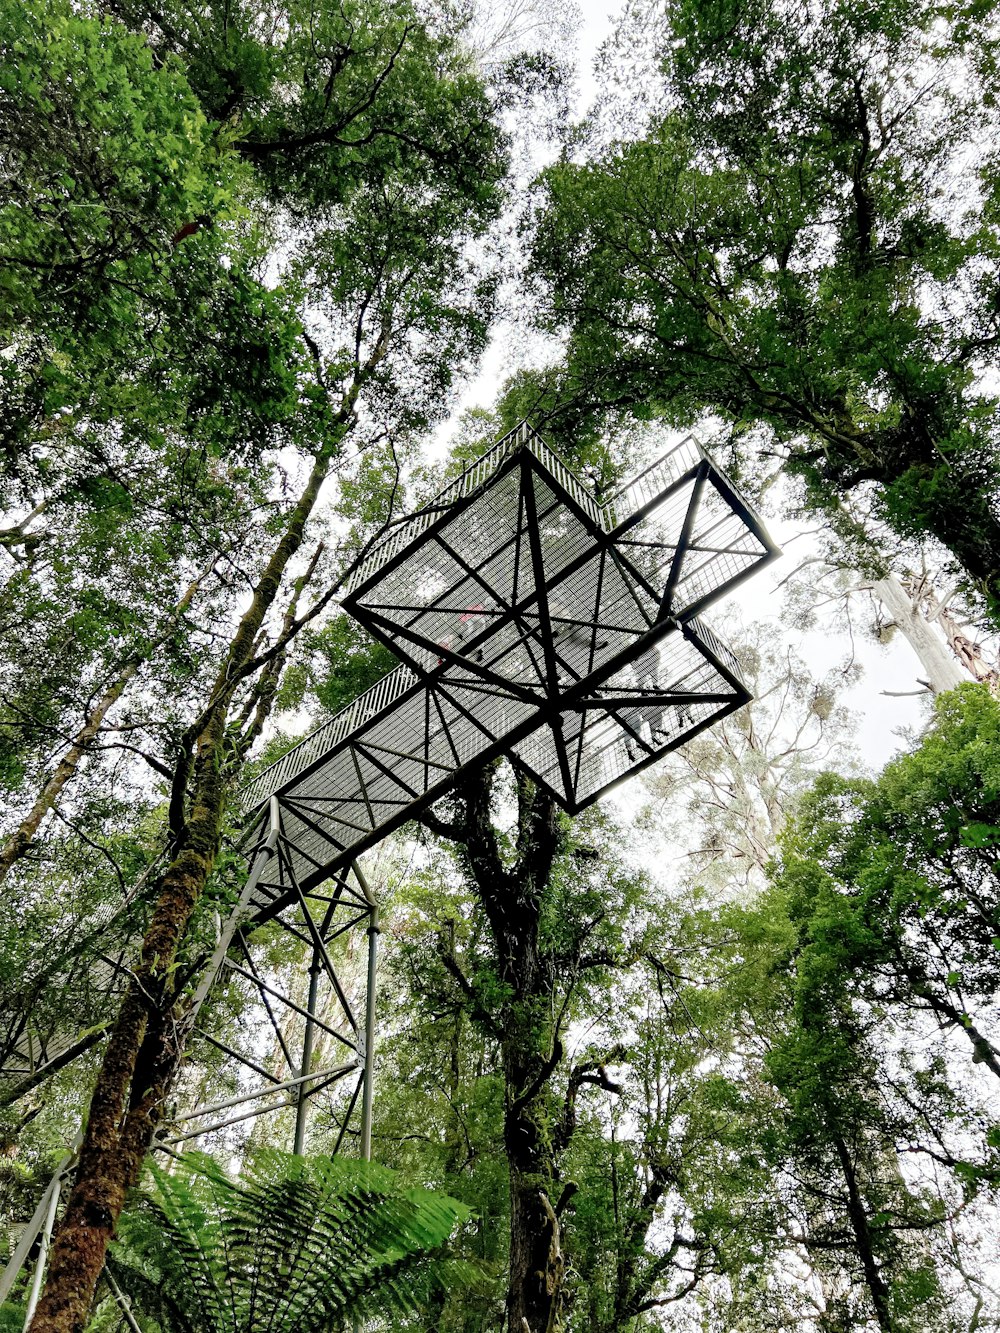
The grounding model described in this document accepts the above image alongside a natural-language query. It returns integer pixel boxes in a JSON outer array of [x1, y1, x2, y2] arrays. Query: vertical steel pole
[[103, 1269, 144, 1333], [360, 906, 379, 1162], [292, 945, 322, 1155], [352, 861, 379, 1163], [0, 1145, 76, 1309], [186, 796, 281, 1029], [21, 1167, 60, 1330], [350, 864, 380, 1333]]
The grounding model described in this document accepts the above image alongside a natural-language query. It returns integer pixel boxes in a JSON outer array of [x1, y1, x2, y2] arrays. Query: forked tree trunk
[[872, 573, 965, 695]]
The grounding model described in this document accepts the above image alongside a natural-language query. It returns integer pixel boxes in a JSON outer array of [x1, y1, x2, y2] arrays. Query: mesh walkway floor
[[240, 424, 778, 916], [0, 423, 777, 1131]]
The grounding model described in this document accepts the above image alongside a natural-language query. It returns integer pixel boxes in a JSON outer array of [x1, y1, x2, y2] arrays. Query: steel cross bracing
[[0, 424, 775, 1133], [165, 851, 378, 1156], [0, 873, 377, 1148], [0, 424, 778, 1308], [0, 857, 381, 1307], [238, 423, 778, 917]]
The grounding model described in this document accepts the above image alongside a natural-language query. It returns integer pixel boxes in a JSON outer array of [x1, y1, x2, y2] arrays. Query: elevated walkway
[[240, 423, 778, 917], [0, 422, 779, 1261]]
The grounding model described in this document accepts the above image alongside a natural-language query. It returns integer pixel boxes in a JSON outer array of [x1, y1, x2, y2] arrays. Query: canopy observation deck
[[0, 422, 778, 1190], [239, 423, 779, 917]]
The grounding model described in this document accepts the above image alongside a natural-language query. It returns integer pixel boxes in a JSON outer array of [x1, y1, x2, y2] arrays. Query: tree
[[774, 682, 1000, 1100], [690, 681, 1000, 1331], [641, 621, 860, 889], [527, 0, 1000, 619], [416, 765, 652, 1332], [102, 1150, 475, 1332]]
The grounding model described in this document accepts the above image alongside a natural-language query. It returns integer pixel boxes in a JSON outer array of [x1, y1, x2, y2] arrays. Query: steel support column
[[21, 1172, 60, 1330], [354, 861, 380, 1162], [293, 943, 323, 1155], [185, 795, 281, 1031], [0, 1143, 77, 1311]]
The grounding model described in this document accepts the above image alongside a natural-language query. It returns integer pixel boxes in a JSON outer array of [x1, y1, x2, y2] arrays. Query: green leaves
[[527, 0, 1000, 616], [108, 1150, 478, 1332], [0, 0, 244, 339]]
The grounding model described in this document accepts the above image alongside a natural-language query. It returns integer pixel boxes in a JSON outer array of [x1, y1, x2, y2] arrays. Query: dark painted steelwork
[[0, 421, 778, 1183], [238, 423, 778, 919]]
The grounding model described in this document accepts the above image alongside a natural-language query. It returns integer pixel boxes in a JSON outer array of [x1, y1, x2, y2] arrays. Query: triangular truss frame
[[1, 425, 778, 1312]]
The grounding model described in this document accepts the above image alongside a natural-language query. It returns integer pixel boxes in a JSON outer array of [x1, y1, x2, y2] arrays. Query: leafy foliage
[[107, 1150, 478, 1332], [773, 682, 1000, 1130], [528, 0, 1000, 615]]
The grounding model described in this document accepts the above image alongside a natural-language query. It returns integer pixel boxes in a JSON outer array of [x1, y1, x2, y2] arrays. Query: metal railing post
[[353, 862, 380, 1163], [21, 1165, 60, 1329]]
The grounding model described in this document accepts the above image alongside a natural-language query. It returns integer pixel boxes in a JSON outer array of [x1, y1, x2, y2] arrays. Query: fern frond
[[109, 1151, 477, 1333]]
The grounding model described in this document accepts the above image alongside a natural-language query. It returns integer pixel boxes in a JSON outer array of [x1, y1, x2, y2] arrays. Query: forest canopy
[[0, 2, 999, 1332]]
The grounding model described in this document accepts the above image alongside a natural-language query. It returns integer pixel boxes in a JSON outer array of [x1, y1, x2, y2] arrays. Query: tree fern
[[105, 1151, 479, 1332]]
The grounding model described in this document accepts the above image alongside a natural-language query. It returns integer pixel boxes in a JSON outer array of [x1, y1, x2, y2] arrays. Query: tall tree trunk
[[504, 1051, 565, 1333], [444, 772, 569, 1333], [832, 1132, 894, 1333], [500, 914, 564, 1333], [27, 442, 337, 1333], [872, 573, 966, 695]]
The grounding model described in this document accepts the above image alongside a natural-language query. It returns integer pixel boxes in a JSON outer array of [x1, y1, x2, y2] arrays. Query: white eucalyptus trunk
[[872, 573, 966, 694]]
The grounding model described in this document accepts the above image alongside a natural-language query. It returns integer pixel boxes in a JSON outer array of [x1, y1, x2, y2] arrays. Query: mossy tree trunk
[[424, 769, 588, 1333]]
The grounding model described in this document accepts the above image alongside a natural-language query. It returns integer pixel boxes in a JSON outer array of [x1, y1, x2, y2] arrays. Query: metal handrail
[[345, 422, 609, 592], [602, 436, 703, 528], [686, 615, 744, 681], [239, 665, 418, 813]]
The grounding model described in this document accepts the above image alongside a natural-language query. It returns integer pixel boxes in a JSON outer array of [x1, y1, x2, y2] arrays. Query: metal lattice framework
[[238, 423, 778, 918], [183, 420, 775, 1166], [1, 423, 778, 1321], [166, 857, 375, 1150]]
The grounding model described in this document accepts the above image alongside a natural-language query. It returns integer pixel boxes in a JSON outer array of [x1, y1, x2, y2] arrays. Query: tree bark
[[433, 769, 571, 1333], [934, 603, 999, 689], [872, 573, 966, 695]]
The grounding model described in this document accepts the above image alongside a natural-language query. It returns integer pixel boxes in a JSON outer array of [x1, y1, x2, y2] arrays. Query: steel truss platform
[[0, 423, 777, 1306], [239, 423, 778, 918]]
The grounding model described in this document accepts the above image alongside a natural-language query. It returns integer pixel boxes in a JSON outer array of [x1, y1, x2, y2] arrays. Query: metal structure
[[167, 846, 379, 1156], [161, 421, 775, 1177], [1, 422, 777, 1317], [238, 424, 777, 913], [3, 422, 777, 1140]]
